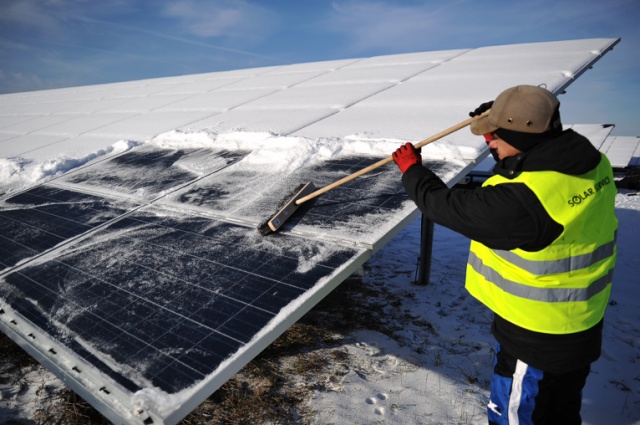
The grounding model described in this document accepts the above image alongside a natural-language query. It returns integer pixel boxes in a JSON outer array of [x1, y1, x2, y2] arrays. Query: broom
[[257, 111, 489, 235]]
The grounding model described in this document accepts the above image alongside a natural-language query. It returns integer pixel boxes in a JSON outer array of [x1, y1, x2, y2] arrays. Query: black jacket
[[401, 129, 605, 373]]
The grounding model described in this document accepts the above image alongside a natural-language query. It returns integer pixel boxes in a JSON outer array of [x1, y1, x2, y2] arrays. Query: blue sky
[[0, 0, 638, 136]]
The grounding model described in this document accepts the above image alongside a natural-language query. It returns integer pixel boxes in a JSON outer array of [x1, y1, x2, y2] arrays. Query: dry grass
[[1, 333, 39, 376], [34, 388, 112, 425], [1, 275, 397, 425]]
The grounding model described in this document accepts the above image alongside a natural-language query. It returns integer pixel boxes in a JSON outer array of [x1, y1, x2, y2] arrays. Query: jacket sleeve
[[400, 164, 561, 251]]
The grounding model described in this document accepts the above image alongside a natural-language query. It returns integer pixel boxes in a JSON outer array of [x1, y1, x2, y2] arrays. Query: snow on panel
[[262, 58, 359, 74], [0, 114, 91, 135], [0, 133, 17, 143], [284, 60, 437, 85], [237, 82, 395, 110], [155, 87, 281, 113], [347, 49, 470, 67], [51, 97, 155, 115], [96, 94, 197, 114], [0, 114, 47, 130], [601, 136, 640, 168], [212, 69, 335, 91], [28, 113, 140, 137], [151, 77, 249, 95], [82, 110, 216, 140], [16, 135, 136, 162], [0, 134, 68, 157], [568, 124, 615, 150], [0, 137, 138, 198], [0, 99, 78, 116], [293, 39, 619, 147], [181, 108, 338, 135]]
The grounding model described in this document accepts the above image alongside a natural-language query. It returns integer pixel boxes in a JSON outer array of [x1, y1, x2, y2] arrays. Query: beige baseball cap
[[471, 85, 561, 136]]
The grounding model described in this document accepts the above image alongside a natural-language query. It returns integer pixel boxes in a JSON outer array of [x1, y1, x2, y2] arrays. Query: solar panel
[[1, 205, 361, 381], [0, 185, 370, 423], [0, 186, 136, 270], [2, 143, 416, 423], [599, 135, 640, 168], [0, 38, 621, 424], [61, 144, 251, 202]]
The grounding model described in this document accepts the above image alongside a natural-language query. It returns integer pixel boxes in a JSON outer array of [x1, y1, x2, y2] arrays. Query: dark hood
[[492, 129, 603, 179]]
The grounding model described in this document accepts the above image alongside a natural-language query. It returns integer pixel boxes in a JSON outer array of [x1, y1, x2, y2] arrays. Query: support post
[[413, 214, 434, 285]]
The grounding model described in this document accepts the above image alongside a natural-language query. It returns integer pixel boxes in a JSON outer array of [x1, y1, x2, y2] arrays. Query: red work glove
[[392, 142, 422, 174]]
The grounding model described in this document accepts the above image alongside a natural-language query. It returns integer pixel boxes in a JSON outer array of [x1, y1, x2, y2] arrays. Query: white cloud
[[0, 0, 62, 35], [0, 70, 49, 93], [322, 1, 452, 52], [319, 0, 640, 55], [0, 0, 135, 31], [162, 0, 279, 45]]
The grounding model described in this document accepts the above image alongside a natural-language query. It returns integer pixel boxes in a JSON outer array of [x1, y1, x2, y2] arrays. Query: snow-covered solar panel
[[0, 38, 620, 424], [599, 136, 640, 168]]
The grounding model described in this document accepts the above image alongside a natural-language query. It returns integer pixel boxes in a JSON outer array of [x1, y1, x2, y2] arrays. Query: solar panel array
[[0, 38, 620, 424], [595, 135, 640, 168]]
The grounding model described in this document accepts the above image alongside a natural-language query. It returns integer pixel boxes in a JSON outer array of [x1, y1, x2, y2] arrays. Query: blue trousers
[[488, 346, 590, 425]]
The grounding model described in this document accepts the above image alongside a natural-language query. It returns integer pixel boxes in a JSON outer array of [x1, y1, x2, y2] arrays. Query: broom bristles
[[256, 183, 311, 235]]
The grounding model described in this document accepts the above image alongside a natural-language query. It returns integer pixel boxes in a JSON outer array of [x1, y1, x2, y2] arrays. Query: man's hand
[[392, 142, 422, 174], [469, 101, 493, 117]]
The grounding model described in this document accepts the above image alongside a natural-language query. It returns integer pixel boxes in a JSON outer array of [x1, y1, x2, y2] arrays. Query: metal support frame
[[413, 214, 434, 285]]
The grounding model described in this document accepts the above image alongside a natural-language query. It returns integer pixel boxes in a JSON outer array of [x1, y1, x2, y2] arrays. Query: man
[[392, 85, 618, 425]]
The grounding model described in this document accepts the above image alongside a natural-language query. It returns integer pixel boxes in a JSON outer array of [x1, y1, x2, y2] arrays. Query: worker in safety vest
[[391, 85, 617, 425]]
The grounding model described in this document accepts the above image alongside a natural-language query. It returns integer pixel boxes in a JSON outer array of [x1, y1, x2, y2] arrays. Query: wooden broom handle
[[295, 110, 489, 205]]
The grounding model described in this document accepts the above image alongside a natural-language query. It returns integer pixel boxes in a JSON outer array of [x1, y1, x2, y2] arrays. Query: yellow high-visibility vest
[[465, 154, 618, 334]]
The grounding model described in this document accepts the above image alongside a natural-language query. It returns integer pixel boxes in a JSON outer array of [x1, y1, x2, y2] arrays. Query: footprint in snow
[[365, 393, 389, 415]]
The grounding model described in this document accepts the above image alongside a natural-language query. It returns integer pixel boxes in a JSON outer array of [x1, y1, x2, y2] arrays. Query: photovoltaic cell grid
[[165, 155, 448, 235], [0, 206, 362, 395], [248, 157, 451, 232], [0, 186, 137, 270], [63, 144, 251, 201]]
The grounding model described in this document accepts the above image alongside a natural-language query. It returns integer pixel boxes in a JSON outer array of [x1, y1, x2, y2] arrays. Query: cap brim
[[470, 116, 498, 136]]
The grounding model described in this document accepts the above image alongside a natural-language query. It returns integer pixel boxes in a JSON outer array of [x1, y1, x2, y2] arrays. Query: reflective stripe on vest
[[490, 233, 616, 276], [468, 250, 614, 302], [465, 153, 617, 334]]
